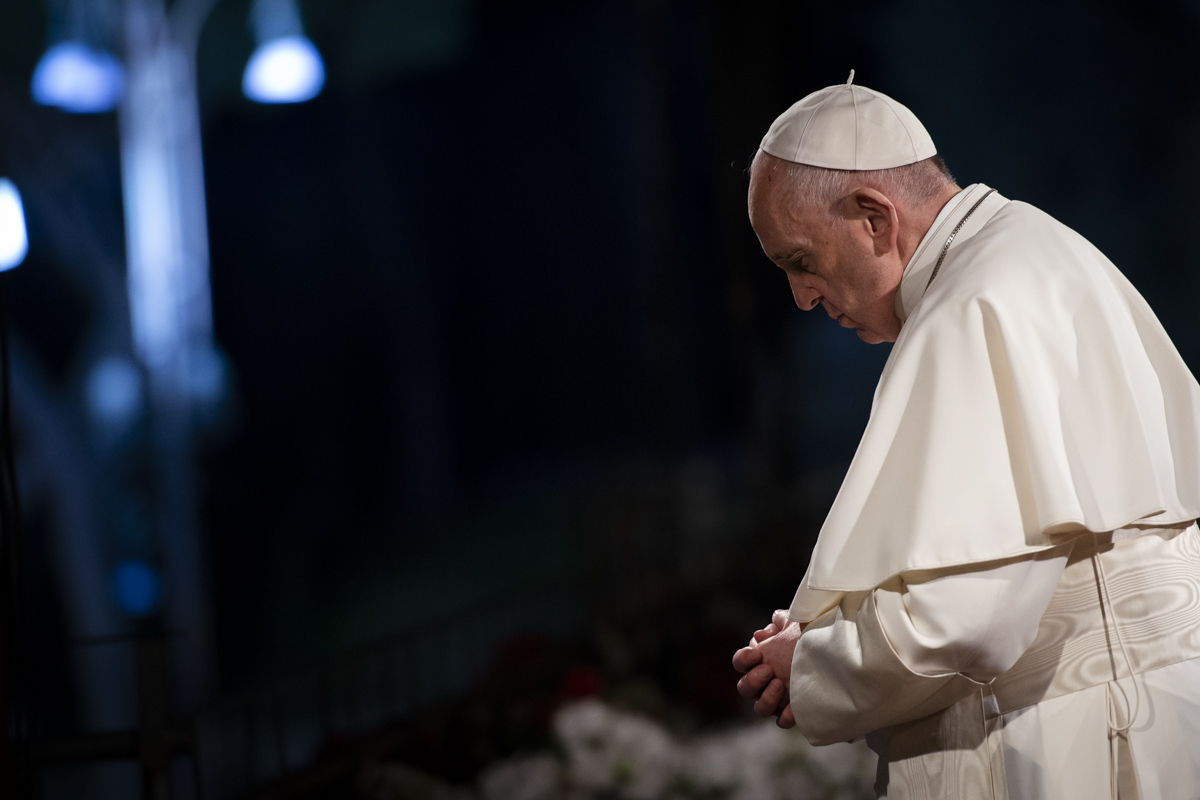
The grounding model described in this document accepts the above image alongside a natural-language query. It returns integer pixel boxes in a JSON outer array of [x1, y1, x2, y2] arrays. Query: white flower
[[552, 699, 681, 799], [479, 753, 564, 800], [682, 719, 873, 800], [553, 699, 621, 792], [607, 713, 680, 799], [552, 699, 874, 800], [805, 740, 872, 785], [686, 732, 741, 791]]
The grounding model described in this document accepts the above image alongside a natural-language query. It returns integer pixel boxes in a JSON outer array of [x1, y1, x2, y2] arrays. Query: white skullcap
[[760, 70, 936, 170]]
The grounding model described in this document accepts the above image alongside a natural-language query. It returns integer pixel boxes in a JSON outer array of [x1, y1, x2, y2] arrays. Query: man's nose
[[788, 277, 821, 311]]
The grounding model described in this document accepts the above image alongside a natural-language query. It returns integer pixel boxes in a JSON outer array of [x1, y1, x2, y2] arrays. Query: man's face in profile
[[748, 165, 904, 345]]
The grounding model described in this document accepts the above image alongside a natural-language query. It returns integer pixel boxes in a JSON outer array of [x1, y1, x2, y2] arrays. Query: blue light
[[242, 36, 325, 104], [113, 560, 162, 617], [0, 180, 27, 272], [86, 356, 143, 427], [31, 42, 124, 114]]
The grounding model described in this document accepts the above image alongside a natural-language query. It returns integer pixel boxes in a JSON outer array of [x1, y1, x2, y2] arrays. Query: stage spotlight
[[31, 42, 124, 113], [0, 180, 28, 271], [242, 35, 325, 104]]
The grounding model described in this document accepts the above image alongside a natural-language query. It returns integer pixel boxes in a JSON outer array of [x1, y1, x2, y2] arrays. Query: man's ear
[[851, 188, 899, 256]]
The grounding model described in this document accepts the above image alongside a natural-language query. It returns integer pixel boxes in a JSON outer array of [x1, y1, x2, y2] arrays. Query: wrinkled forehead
[[747, 149, 781, 195], [748, 155, 825, 249], [747, 152, 791, 223]]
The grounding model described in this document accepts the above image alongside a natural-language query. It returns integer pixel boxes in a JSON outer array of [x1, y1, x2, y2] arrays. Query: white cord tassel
[[1094, 552, 1142, 734]]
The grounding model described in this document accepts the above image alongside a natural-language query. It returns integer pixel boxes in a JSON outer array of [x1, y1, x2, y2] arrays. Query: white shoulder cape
[[790, 184, 1200, 621]]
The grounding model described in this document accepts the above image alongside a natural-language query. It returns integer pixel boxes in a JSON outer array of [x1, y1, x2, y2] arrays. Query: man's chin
[[856, 328, 887, 344]]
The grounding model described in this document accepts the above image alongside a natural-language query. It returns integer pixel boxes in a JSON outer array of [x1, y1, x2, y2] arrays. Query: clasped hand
[[731, 609, 802, 729]]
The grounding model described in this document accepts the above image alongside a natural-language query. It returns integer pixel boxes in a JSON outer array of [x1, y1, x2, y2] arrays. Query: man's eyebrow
[[773, 247, 807, 261]]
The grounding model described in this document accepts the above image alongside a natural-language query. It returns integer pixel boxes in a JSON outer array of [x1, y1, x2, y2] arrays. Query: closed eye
[[787, 256, 813, 275]]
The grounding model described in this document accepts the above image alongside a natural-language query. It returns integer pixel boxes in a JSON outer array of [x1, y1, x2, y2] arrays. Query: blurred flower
[[552, 699, 681, 799], [480, 754, 564, 800], [544, 698, 874, 800]]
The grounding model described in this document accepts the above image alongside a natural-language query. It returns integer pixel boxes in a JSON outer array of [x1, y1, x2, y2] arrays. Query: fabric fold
[[791, 192, 1200, 619]]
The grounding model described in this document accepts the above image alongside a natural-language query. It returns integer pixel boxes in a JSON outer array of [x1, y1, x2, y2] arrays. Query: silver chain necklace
[[924, 188, 997, 289]]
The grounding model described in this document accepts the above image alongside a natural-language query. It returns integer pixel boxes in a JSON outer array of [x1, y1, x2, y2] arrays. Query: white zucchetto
[[760, 70, 937, 170]]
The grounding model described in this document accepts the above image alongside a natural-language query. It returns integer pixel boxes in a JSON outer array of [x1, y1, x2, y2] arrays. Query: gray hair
[[752, 150, 957, 215]]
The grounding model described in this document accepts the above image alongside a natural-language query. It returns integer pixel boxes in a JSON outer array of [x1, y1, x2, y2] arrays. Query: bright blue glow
[[86, 357, 142, 426], [31, 43, 124, 113], [0, 180, 27, 271], [113, 560, 162, 617], [242, 36, 325, 104]]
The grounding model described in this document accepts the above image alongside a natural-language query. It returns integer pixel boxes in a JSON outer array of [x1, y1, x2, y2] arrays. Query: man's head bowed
[[748, 77, 960, 344]]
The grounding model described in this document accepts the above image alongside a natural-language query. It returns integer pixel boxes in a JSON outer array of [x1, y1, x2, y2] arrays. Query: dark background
[[3, 0, 1200, 796]]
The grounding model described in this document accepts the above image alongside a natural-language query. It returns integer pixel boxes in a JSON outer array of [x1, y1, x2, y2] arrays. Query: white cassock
[[785, 184, 1200, 799]]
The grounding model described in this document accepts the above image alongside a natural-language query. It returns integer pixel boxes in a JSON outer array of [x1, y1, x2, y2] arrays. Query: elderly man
[[732, 73, 1200, 799]]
